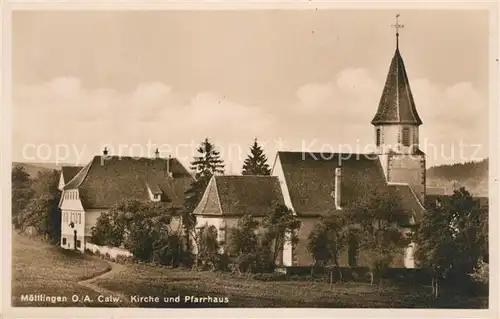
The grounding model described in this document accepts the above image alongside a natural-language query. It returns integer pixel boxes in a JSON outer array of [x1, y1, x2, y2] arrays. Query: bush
[[234, 251, 274, 274], [467, 261, 489, 296], [469, 261, 489, 285], [180, 252, 195, 268], [215, 253, 231, 271]]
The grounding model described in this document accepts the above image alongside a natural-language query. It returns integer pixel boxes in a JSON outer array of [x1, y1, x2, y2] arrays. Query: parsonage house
[[192, 35, 428, 268], [58, 166, 84, 191], [58, 149, 194, 251]]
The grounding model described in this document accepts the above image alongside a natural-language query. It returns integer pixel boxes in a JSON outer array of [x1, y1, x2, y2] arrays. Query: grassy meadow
[[11, 232, 114, 307], [11, 233, 487, 308], [94, 263, 488, 308]]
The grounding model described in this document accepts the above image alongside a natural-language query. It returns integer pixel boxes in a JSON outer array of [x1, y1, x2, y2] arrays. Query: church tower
[[372, 15, 426, 202]]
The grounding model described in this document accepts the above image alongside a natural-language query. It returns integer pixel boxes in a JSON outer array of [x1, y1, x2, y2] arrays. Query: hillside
[[427, 158, 488, 197], [12, 162, 60, 177]]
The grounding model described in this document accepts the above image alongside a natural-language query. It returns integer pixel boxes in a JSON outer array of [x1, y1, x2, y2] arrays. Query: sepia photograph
[[3, 2, 497, 315]]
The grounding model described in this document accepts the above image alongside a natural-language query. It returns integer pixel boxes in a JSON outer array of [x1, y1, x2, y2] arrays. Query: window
[[376, 128, 381, 146], [402, 128, 410, 147], [218, 229, 226, 243], [78, 212, 81, 224], [76, 240, 81, 248], [62, 237, 67, 245]]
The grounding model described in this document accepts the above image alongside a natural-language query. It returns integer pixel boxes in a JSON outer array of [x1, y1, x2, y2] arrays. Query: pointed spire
[[371, 15, 422, 126]]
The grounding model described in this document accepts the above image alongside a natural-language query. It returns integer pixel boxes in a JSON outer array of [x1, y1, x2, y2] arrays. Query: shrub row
[[84, 248, 134, 264]]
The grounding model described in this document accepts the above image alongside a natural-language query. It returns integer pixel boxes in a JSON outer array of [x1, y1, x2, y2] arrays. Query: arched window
[[402, 128, 410, 147]]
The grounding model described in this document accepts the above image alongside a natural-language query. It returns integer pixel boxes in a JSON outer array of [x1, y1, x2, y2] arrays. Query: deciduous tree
[[415, 187, 487, 298], [262, 204, 301, 268], [346, 185, 410, 285], [91, 199, 184, 265], [307, 214, 349, 281], [11, 165, 34, 228], [15, 170, 61, 243]]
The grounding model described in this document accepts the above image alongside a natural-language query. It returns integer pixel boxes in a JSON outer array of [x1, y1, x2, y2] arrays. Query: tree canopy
[[14, 169, 61, 243]]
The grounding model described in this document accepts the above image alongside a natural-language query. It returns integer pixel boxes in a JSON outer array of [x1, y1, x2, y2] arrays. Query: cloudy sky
[[12, 9, 490, 172]]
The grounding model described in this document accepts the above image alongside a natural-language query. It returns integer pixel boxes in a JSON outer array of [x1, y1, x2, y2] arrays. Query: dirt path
[[77, 260, 130, 304]]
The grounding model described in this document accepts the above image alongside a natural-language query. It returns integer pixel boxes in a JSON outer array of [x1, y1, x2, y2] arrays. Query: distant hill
[[427, 158, 488, 197], [12, 162, 56, 178]]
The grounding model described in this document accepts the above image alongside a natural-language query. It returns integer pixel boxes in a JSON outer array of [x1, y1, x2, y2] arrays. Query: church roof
[[62, 156, 194, 209], [192, 175, 284, 217], [61, 166, 83, 184], [275, 151, 425, 224], [371, 48, 423, 126], [276, 151, 387, 217]]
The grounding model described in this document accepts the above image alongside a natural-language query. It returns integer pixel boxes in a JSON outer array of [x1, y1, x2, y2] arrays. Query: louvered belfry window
[[402, 128, 410, 147], [376, 128, 381, 146]]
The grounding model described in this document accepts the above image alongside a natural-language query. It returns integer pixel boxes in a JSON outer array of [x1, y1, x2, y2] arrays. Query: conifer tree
[[183, 138, 225, 253], [242, 138, 271, 176]]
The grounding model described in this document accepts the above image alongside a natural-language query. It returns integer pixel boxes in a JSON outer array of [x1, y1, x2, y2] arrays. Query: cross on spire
[[391, 13, 404, 49]]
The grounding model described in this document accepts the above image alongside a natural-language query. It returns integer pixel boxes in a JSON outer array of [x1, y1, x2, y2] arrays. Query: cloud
[[12, 69, 488, 169], [12, 77, 274, 167], [292, 68, 488, 165]]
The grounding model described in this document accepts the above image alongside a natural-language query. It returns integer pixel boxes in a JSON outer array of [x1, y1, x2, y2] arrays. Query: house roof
[[371, 48, 423, 126], [61, 166, 84, 184], [388, 184, 426, 223], [63, 156, 194, 209], [192, 175, 285, 217], [275, 151, 424, 224]]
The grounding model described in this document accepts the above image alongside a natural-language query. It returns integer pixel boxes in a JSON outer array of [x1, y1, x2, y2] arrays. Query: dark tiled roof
[[276, 152, 425, 223], [277, 152, 388, 217], [193, 175, 284, 217], [63, 156, 194, 209], [371, 48, 423, 126], [61, 166, 84, 184], [388, 184, 426, 224]]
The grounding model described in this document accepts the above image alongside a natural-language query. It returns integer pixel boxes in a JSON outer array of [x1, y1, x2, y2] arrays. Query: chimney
[[101, 146, 109, 166], [166, 155, 173, 178], [154, 148, 160, 159], [335, 167, 342, 210]]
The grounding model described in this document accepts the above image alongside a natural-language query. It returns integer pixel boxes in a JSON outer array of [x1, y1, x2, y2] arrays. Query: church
[[192, 19, 427, 268], [58, 17, 428, 269]]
